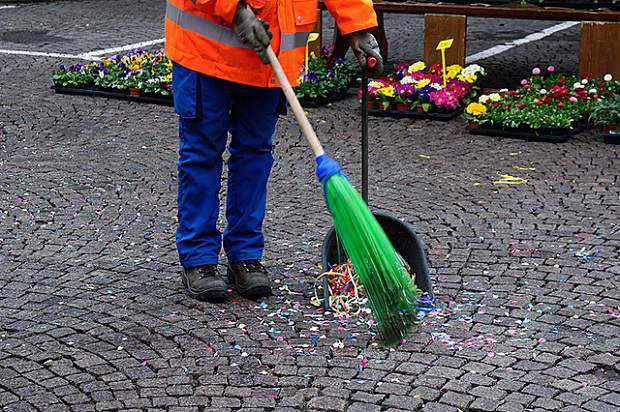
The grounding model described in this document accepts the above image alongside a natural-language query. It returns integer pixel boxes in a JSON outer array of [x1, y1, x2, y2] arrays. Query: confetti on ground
[[512, 165, 535, 171], [493, 173, 528, 185], [418, 154, 431, 159], [575, 247, 601, 263]]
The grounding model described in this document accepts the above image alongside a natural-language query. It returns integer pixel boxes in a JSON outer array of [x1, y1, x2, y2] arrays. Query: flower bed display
[[464, 66, 620, 142], [295, 47, 357, 107], [52, 48, 173, 105], [366, 61, 484, 120], [52, 47, 356, 107]]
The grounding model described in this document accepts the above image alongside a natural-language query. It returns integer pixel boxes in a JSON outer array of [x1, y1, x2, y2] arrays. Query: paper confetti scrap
[[493, 173, 528, 185]]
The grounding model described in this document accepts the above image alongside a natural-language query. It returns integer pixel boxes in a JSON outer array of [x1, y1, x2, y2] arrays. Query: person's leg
[[174, 63, 232, 269], [224, 85, 281, 263], [223, 84, 281, 298]]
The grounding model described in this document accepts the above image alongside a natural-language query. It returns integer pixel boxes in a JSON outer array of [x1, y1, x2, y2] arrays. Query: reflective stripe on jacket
[[165, 0, 378, 88]]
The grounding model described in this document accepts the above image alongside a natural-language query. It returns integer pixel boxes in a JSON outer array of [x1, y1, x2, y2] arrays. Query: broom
[[265, 47, 418, 343]]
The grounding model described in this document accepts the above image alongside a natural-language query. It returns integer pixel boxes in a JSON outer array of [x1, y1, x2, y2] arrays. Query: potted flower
[[295, 47, 357, 107], [375, 84, 395, 111], [589, 94, 620, 143], [394, 84, 415, 112], [464, 102, 488, 128]]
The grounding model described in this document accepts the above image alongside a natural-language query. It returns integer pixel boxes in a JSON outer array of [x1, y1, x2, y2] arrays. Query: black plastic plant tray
[[368, 108, 462, 121], [298, 90, 349, 108], [602, 132, 620, 144], [52, 85, 174, 106], [467, 124, 579, 143]]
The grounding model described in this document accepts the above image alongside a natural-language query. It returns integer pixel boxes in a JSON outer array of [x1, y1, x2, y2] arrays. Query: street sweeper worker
[[165, 0, 383, 301]]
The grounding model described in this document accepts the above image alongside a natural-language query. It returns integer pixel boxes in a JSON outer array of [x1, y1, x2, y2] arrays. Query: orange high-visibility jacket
[[165, 0, 377, 88]]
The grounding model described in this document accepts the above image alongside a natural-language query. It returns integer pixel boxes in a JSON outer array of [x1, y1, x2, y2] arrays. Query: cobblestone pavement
[[1, 1, 619, 412]]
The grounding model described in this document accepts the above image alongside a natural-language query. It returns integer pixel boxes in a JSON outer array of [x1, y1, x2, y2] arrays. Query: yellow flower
[[466, 102, 487, 117], [458, 73, 478, 84], [408, 61, 426, 73], [369, 81, 385, 88], [415, 78, 430, 89], [446, 64, 462, 79], [376, 86, 395, 97]]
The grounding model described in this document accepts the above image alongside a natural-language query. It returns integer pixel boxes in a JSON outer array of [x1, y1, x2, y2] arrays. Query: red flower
[[517, 103, 525, 109], [558, 77, 565, 83], [535, 101, 543, 106], [557, 103, 564, 107]]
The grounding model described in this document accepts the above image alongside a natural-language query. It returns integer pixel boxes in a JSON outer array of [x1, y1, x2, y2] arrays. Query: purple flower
[[334, 58, 344, 66], [58, 64, 66, 71], [532, 67, 541, 75], [327, 69, 335, 78]]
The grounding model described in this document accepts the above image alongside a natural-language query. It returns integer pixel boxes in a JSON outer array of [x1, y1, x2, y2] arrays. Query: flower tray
[[601, 132, 620, 144], [467, 124, 580, 143], [298, 90, 348, 108], [52, 85, 173, 106], [368, 107, 462, 121]]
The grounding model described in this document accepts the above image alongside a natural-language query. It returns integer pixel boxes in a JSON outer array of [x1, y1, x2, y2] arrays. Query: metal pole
[[361, 67, 369, 204]]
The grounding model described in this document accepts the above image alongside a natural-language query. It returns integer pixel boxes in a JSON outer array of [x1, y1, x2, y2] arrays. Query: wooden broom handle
[[266, 46, 325, 158]]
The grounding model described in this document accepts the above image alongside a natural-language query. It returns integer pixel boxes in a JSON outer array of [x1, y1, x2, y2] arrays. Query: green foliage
[[589, 94, 620, 126]]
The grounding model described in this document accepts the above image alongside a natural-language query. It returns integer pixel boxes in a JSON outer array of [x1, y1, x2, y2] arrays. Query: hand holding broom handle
[[265, 46, 325, 157]]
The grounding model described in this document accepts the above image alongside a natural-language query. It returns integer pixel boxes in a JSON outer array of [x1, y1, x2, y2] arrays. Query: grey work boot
[[227, 260, 272, 298], [181, 265, 228, 302]]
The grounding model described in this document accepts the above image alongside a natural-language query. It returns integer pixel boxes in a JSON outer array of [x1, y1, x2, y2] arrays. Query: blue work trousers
[[172, 63, 282, 268]]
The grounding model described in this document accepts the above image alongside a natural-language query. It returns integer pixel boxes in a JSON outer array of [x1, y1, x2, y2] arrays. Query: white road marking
[[0, 5, 17, 10], [0, 49, 100, 60], [466, 21, 580, 64], [81, 38, 165, 58]]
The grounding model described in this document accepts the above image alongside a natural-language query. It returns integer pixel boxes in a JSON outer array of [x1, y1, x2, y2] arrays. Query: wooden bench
[[314, 1, 620, 78]]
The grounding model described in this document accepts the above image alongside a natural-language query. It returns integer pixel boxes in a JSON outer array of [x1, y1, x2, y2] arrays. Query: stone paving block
[[439, 391, 474, 409], [346, 402, 381, 412], [307, 396, 347, 412], [469, 397, 502, 411]]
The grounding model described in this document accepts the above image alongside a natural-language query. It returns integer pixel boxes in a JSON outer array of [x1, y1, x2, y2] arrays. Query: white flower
[[499, 88, 508, 93], [400, 75, 416, 85], [573, 82, 583, 89], [589, 88, 597, 94], [539, 89, 547, 95], [479, 95, 489, 104], [430, 83, 442, 90], [581, 79, 588, 84], [604, 74, 613, 82], [462, 64, 483, 77], [489, 93, 501, 102]]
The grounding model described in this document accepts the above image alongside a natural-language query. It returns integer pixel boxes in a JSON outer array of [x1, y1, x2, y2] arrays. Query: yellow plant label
[[436, 39, 454, 51]]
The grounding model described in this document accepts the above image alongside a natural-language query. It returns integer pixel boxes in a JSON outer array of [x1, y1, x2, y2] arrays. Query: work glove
[[233, 2, 273, 64], [347, 31, 383, 76]]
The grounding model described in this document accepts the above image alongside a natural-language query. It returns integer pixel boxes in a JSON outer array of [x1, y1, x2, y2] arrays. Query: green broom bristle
[[324, 174, 420, 344]]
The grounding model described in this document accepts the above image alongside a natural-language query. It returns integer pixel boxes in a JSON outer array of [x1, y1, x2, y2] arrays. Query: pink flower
[[532, 67, 541, 75], [569, 96, 578, 103], [521, 79, 528, 85], [547, 66, 555, 72]]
